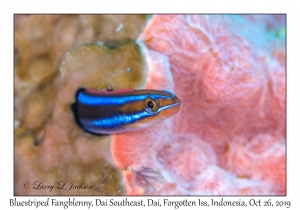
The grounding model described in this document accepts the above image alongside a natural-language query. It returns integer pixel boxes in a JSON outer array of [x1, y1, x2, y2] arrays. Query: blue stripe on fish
[[81, 110, 149, 129], [77, 91, 171, 106]]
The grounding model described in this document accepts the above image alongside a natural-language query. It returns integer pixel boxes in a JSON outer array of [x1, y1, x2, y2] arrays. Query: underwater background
[[14, 14, 286, 195]]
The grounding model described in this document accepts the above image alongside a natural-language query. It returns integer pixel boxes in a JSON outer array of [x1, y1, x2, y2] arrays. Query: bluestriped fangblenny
[[72, 88, 181, 134]]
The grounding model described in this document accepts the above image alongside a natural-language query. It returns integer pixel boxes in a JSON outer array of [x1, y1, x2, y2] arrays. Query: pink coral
[[110, 15, 285, 195]]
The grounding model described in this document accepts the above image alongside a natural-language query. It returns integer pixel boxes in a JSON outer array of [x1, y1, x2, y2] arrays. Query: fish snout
[[173, 95, 181, 105], [159, 94, 181, 117]]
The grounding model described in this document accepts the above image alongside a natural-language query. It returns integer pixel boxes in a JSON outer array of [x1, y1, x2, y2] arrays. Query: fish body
[[73, 88, 181, 134]]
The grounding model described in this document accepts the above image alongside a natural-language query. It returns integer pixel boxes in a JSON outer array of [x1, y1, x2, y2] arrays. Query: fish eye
[[144, 97, 159, 114], [147, 101, 154, 109]]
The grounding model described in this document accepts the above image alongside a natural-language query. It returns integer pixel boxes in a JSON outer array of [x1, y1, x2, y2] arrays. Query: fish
[[72, 88, 181, 134]]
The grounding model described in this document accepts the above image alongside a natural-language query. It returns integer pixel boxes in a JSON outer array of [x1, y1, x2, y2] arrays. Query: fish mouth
[[173, 95, 181, 105], [159, 95, 181, 112], [168, 95, 181, 107]]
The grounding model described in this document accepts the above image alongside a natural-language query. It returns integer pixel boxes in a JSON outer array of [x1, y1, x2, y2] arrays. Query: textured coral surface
[[111, 15, 286, 195]]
